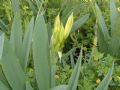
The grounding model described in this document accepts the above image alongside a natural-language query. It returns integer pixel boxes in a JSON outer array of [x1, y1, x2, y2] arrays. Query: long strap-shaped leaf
[[0, 81, 9, 90], [95, 3, 110, 41], [0, 65, 10, 89], [26, 82, 33, 90], [50, 85, 68, 90], [0, 32, 4, 59], [95, 62, 114, 90], [27, 0, 38, 14], [33, 15, 51, 90], [71, 14, 90, 33], [109, 0, 120, 57], [67, 48, 82, 90], [110, 0, 118, 33], [94, 3, 110, 52], [21, 17, 34, 69], [1, 38, 25, 90], [10, 12, 23, 67], [11, 0, 20, 15]]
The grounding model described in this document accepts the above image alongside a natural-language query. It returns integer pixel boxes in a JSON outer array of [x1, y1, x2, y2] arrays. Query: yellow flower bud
[[96, 78, 101, 84], [64, 13, 73, 39], [51, 13, 74, 63], [55, 75, 59, 80], [117, 7, 120, 12], [116, 76, 120, 81]]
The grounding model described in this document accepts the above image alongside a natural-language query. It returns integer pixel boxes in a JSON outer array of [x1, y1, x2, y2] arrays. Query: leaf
[[1, 38, 25, 90], [35, 0, 42, 9], [64, 13, 73, 39], [0, 20, 8, 32], [11, 0, 20, 15], [10, 12, 23, 67], [96, 62, 114, 90], [0, 31, 4, 59], [110, 0, 118, 32], [0, 65, 10, 88], [61, 2, 87, 23], [50, 85, 68, 90], [0, 81, 9, 90], [95, 3, 110, 40], [70, 53, 75, 69], [21, 17, 34, 69], [95, 3, 110, 53], [71, 14, 90, 32], [27, 0, 37, 14], [109, 37, 120, 57], [67, 48, 82, 90], [33, 15, 51, 90], [26, 82, 33, 90], [51, 64, 57, 88]]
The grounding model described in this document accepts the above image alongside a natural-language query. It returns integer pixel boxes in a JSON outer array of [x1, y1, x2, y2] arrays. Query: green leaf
[[96, 63, 114, 90], [1, 38, 25, 90], [11, 0, 20, 15], [10, 12, 23, 67], [71, 14, 90, 32], [26, 82, 33, 90], [50, 85, 68, 90], [109, 37, 120, 57], [95, 3, 110, 40], [109, 9, 120, 57], [110, 0, 118, 32], [33, 15, 51, 90], [0, 20, 8, 32], [27, 0, 37, 14], [95, 3, 110, 53], [0, 31, 4, 59], [70, 53, 75, 69], [67, 48, 82, 90], [61, 3, 87, 23], [22, 17, 34, 69], [0, 81, 9, 90], [0, 65, 10, 88], [35, 0, 42, 9]]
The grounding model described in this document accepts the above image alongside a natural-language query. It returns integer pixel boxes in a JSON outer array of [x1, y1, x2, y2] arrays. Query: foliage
[[90, 0, 120, 58], [0, 0, 120, 90]]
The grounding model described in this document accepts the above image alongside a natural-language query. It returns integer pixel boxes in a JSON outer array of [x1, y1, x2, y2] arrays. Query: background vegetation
[[0, 0, 120, 90]]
